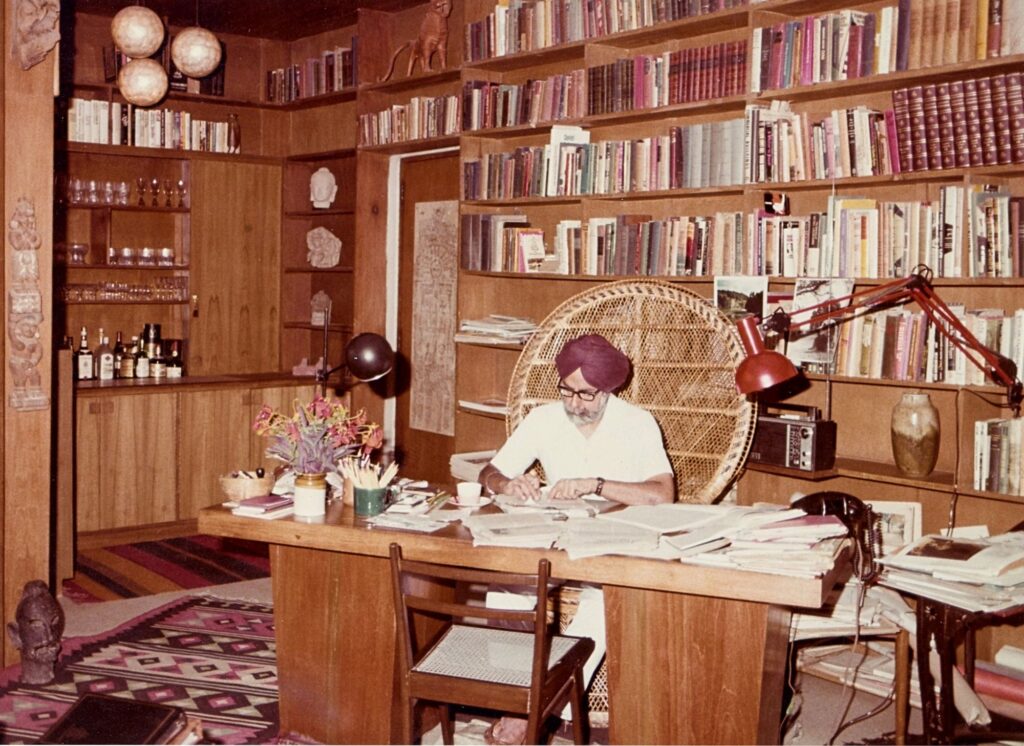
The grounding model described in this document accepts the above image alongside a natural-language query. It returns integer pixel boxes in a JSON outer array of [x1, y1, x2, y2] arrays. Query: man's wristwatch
[[594, 477, 605, 496]]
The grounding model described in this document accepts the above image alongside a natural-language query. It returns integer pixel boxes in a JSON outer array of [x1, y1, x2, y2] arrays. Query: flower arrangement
[[252, 394, 384, 476]]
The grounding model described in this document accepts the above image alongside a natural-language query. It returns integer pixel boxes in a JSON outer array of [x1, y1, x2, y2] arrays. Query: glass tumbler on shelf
[[136, 177, 147, 206], [116, 181, 130, 206]]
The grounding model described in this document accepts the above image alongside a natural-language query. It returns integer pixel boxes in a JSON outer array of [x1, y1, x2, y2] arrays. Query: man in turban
[[479, 334, 674, 505]]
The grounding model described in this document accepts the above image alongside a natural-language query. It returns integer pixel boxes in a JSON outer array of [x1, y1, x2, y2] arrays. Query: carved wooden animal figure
[[379, 0, 452, 82]]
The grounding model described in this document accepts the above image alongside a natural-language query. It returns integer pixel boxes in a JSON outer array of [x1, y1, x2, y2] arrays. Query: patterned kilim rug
[[0, 596, 278, 744], [63, 535, 271, 603]]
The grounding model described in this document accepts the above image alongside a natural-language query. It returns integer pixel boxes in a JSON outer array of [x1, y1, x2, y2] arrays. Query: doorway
[[393, 151, 459, 482]]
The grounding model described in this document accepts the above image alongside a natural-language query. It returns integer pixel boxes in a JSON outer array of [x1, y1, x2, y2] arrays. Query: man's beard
[[565, 398, 607, 426]]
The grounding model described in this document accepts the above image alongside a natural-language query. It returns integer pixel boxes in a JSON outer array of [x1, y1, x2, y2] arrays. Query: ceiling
[[69, 0, 415, 41]]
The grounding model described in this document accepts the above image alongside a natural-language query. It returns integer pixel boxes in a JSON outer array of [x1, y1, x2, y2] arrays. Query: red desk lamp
[[734, 266, 1023, 416]]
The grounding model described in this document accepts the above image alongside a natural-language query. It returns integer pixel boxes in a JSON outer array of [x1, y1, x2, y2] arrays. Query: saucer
[[450, 496, 493, 509]]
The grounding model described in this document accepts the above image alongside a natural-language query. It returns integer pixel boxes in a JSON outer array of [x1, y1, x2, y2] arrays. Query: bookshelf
[[452, 0, 1024, 548]]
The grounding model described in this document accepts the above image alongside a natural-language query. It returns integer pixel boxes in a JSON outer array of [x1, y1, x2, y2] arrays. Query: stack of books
[[230, 493, 294, 520], [454, 315, 538, 345]]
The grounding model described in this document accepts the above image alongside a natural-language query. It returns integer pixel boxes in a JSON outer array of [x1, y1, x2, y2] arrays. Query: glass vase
[[891, 392, 940, 477]]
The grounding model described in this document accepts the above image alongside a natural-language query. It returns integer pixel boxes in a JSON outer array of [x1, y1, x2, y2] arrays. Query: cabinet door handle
[[191, 294, 199, 317]]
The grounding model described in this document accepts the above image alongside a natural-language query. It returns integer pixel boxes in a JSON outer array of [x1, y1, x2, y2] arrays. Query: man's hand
[[547, 478, 598, 500], [505, 473, 542, 501]]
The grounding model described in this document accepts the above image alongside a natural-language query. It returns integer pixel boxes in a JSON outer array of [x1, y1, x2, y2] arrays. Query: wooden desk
[[199, 503, 843, 745]]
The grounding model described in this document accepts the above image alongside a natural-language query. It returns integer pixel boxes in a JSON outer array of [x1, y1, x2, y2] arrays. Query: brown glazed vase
[[890, 392, 940, 477]]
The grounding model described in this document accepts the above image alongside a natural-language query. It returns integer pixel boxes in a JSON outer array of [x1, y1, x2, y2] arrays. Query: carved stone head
[[6, 580, 64, 684], [309, 167, 338, 209]]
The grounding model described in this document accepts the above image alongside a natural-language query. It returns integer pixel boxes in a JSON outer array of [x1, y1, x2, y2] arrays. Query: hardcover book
[[39, 693, 185, 745]]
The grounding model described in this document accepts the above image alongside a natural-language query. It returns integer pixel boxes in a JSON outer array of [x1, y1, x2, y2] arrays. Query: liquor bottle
[[166, 340, 183, 379], [96, 332, 115, 381], [76, 326, 93, 381], [112, 332, 125, 378], [149, 342, 167, 379], [133, 338, 150, 378], [119, 336, 138, 378]]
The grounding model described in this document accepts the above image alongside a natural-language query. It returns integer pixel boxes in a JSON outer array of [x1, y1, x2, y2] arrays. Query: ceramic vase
[[891, 392, 940, 477], [293, 472, 327, 517]]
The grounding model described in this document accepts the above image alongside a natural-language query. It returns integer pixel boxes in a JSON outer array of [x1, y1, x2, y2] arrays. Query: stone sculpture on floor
[[6, 580, 64, 684]]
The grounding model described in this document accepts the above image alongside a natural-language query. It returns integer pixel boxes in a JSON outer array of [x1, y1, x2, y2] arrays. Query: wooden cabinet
[[177, 387, 253, 520], [55, 147, 192, 356], [189, 158, 282, 374], [76, 391, 178, 532]]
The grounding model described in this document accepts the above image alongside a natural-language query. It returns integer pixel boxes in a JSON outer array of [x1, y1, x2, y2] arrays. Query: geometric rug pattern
[[62, 535, 271, 603], [0, 597, 278, 744]]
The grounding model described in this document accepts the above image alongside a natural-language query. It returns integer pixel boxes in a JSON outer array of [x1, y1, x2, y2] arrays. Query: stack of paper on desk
[[881, 532, 1024, 586], [493, 494, 610, 519], [880, 568, 1024, 612], [554, 518, 662, 560], [462, 513, 564, 548]]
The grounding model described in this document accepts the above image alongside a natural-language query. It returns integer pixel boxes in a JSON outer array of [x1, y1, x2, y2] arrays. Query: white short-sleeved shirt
[[490, 395, 673, 484]]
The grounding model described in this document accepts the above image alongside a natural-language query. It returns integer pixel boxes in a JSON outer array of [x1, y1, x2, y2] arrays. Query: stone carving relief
[[12, 0, 60, 71], [306, 226, 342, 268], [7, 198, 49, 411]]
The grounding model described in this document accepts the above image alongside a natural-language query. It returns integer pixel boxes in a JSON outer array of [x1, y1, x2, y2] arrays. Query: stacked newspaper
[[879, 531, 1024, 612], [455, 314, 538, 345]]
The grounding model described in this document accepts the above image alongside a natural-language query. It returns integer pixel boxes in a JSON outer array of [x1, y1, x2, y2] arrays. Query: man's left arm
[[547, 473, 674, 504]]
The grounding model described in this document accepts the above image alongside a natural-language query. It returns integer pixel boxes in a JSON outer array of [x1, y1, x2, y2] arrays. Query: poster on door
[[410, 200, 458, 435]]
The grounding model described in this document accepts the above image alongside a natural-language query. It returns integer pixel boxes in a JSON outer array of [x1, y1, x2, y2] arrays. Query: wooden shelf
[[358, 134, 461, 154], [283, 265, 354, 274], [358, 67, 460, 95], [284, 208, 355, 218], [62, 264, 189, 271], [59, 142, 280, 165], [278, 88, 358, 110], [60, 300, 189, 306], [62, 204, 189, 214], [283, 322, 353, 333]]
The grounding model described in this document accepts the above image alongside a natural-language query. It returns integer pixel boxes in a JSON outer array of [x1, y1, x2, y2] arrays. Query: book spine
[[922, 84, 943, 169], [949, 79, 971, 167], [963, 77, 985, 166], [977, 76, 1000, 165], [892, 87, 914, 172], [1007, 71, 1024, 164], [936, 82, 957, 169], [991, 74, 1013, 165], [907, 85, 930, 171]]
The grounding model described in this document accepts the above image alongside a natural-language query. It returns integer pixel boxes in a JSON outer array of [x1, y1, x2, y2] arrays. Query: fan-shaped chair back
[[506, 280, 756, 503]]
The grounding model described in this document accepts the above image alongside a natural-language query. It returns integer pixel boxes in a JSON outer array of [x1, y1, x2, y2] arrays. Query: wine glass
[[163, 178, 173, 208], [176, 179, 188, 208], [151, 178, 160, 207], [136, 177, 147, 206]]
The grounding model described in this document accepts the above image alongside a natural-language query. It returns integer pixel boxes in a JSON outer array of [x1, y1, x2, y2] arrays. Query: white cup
[[456, 481, 483, 504]]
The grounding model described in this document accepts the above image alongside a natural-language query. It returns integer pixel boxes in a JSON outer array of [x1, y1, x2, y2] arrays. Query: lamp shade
[[345, 333, 394, 382], [117, 58, 169, 107], [171, 27, 222, 78], [734, 315, 799, 394], [110, 6, 165, 58]]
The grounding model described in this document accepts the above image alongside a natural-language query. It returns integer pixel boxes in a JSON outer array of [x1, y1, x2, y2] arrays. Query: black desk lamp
[[317, 300, 395, 398], [734, 265, 1023, 415]]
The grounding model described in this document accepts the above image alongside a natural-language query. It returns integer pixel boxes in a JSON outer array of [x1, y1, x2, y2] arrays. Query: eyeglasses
[[557, 384, 600, 402]]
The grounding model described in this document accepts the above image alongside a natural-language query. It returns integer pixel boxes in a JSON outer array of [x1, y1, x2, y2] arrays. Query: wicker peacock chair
[[506, 279, 756, 503]]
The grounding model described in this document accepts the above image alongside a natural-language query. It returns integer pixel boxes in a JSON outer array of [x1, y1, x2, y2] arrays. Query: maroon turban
[[555, 334, 631, 392]]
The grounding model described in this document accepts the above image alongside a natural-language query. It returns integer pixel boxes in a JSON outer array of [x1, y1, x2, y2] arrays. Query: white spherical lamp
[[110, 6, 165, 58], [171, 27, 222, 78], [118, 58, 169, 107]]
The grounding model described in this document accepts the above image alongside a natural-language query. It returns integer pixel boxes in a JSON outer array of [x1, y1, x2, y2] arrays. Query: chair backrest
[[388, 544, 555, 694], [506, 279, 756, 503]]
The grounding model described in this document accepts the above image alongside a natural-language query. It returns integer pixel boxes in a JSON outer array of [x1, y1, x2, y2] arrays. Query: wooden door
[[394, 152, 459, 483], [178, 387, 252, 519], [189, 160, 282, 375], [77, 393, 177, 531]]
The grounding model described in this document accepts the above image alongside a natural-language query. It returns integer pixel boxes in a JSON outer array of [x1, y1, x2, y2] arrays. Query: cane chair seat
[[507, 279, 756, 503], [389, 544, 595, 745]]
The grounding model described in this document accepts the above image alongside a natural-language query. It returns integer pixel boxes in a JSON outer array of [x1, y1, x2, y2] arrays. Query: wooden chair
[[389, 543, 596, 745]]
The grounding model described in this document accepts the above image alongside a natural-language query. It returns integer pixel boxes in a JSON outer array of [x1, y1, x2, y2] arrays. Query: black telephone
[[791, 491, 880, 582]]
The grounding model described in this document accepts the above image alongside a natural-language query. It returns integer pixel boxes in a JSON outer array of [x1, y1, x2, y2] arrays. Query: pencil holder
[[354, 486, 386, 517]]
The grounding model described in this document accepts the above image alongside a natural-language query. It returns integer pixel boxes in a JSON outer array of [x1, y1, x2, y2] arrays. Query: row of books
[[66, 98, 239, 153], [751, 8, 896, 94], [587, 41, 748, 116], [462, 72, 587, 131], [462, 118, 745, 200], [901, 0, 1024, 69], [265, 44, 357, 104], [892, 73, 1024, 173], [824, 305, 1024, 391], [358, 95, 461, 147], [462, 181, 1024, 281], [975, 416, 1024, 495], [465, 0, 748, 62]]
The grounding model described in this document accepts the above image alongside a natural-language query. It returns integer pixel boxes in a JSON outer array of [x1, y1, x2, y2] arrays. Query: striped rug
[[62, 535, 270, 603]]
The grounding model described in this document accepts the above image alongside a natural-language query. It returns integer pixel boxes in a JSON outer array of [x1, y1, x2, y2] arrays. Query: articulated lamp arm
[[735, 266, 1023, 415]]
